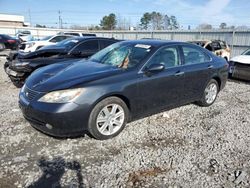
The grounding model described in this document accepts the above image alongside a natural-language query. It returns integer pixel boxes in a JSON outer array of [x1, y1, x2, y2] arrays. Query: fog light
[[46, 124, 53, 129]]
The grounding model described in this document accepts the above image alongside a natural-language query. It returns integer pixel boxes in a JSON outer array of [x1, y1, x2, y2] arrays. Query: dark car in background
[[5, 37, 118, 87], [19, 40, 228, 140], [0, 34, 20, 51]]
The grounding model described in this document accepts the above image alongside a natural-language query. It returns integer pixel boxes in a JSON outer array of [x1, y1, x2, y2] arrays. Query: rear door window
[[99, 40, 115, 49], [73, 40, 99, 52], [182, 46, 211, 65]]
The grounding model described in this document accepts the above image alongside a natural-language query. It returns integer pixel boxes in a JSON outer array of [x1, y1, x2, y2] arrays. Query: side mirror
[[145, 64, 165, 75]]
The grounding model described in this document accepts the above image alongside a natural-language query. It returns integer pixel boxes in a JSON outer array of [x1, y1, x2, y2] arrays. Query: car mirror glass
[[145, 64, 165, 74]]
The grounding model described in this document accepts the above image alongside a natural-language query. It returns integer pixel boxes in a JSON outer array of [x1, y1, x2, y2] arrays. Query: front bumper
[[19, 89, 91, 137], [229, 62, 250, 81], [4, 61, 31, 84]]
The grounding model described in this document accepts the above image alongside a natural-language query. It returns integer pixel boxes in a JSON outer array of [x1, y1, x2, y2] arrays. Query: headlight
[[21, 84, 25, 93], [38, 88, 84, 103], [26, 42, 35, 48], [15, 62, 29, 66]]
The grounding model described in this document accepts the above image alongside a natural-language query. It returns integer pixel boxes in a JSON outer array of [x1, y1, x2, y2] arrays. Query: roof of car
[[67, 36, 117, 41], [120, 39, 186, 47]]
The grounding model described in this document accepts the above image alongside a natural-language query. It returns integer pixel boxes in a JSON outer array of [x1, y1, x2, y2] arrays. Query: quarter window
[[183, 46, 210, 65], [147, 46, 179, 68]]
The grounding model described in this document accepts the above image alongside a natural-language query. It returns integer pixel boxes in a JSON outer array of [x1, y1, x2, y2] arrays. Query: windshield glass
[[55, 38, 80, 49], [41, 35, 53, 41], [90, 42, 152, 69], [242, 49, 250, 55]]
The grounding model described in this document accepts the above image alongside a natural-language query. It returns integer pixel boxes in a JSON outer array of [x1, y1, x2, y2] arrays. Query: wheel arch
[[212, 76, 221, 90], [93, 92, 131, 112]]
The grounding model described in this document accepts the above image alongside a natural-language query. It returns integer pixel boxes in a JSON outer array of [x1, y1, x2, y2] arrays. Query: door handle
[[208, 65, 214, 69], [175, 71, 184, 76]]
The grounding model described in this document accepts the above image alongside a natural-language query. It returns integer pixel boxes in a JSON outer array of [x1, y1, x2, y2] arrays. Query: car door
[[135, 45, 185, 116], [180, 44, 214, 102]]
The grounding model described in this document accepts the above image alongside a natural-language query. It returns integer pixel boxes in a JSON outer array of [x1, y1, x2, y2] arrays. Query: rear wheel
[[88, 97, 129, 140], [197, 79, 219, 107], [0, 43, 5, 51]]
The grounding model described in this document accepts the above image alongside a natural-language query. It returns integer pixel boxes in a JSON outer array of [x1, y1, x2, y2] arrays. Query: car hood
[[230, 55, 250, 65], [26, 60, 122, 92], [17, 47, 67, 60]]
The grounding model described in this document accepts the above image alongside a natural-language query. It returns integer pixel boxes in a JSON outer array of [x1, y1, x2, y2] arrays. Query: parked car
[[19, 40, 228, 140], [0, 34, 20, 51], [16, 30, 34, 42], [229, 48, 250, 81], [19, 35, 73, 53], [189, 40, 231, 61], [5, 37, 118, 87], [59, 32, 96, 37]]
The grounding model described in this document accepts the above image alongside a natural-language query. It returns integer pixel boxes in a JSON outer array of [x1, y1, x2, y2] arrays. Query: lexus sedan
[[19, 40, 228, 140], [5, 37, 118, 87]]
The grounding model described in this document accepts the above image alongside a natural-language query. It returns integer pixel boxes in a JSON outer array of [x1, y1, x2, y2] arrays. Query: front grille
[[24, 86, 40, 101]]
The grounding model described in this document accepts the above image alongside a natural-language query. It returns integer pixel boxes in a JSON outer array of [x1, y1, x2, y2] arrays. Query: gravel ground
[[0, 56, 250, 188]]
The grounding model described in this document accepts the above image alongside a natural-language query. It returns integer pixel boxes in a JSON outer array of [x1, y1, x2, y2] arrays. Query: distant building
[[0, 14, 29, 27]]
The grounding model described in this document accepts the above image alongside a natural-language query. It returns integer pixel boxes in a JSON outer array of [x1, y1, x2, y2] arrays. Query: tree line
[[34, 12, 249, 31]]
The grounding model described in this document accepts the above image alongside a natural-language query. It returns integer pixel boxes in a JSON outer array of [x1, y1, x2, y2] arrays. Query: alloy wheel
[[205, 83, 218, 104], [96, 104, 125, 136]]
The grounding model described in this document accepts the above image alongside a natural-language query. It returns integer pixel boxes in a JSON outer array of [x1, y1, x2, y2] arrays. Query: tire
[[197, 79, 219, 107], [88, 97, 129, 140], [0, 43, 5, 51]]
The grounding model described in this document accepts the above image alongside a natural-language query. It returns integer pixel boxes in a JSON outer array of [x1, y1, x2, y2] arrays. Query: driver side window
[[147, 46, 179, 69]]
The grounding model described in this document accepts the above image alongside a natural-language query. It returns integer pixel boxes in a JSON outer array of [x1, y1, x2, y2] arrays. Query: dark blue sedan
[[19, 40, 228, 140]]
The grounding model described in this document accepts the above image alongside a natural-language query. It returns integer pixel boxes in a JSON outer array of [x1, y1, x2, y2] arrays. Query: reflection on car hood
[[17, 47, 67, 59], [26, 60, 122, 92], [231, 55, 250, 65]]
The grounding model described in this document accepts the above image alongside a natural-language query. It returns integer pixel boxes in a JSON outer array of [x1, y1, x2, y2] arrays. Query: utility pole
[[58, 10, 62, 29], [28, 9, 32, 27]]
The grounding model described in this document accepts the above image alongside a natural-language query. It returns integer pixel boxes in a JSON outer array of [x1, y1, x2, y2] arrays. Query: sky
[[0, 0, 250, 29]]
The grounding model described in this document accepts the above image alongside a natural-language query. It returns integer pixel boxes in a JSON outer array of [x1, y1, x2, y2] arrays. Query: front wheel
[[88, 97, 129, 140], [197, 79, 219, 107]]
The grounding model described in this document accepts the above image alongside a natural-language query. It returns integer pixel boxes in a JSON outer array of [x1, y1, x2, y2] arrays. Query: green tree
[[169, 16, 179, 30], [140, 12, 151, 30], [151, 11, 163, 30], [100, 13, 117, 30], [219, 23, 227, 29]]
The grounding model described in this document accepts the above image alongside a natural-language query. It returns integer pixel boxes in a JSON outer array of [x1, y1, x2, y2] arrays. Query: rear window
[[64, 33, 80, 36]]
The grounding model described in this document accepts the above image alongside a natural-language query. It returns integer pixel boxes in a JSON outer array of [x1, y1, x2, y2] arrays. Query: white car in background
[[229, 49, 250, 81], [19, 35, 73, 53], [59, 32, 96, 37]]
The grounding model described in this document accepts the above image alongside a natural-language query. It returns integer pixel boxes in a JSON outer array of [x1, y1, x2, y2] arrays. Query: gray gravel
[[0, 57, 250, 188]]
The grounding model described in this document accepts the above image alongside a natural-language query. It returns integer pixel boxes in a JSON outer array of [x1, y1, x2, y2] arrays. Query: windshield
[[242, 49, 250, 55], [90, 42, 152, 69], [41, 35, 53, 41], [55, 38, 80, 49]]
